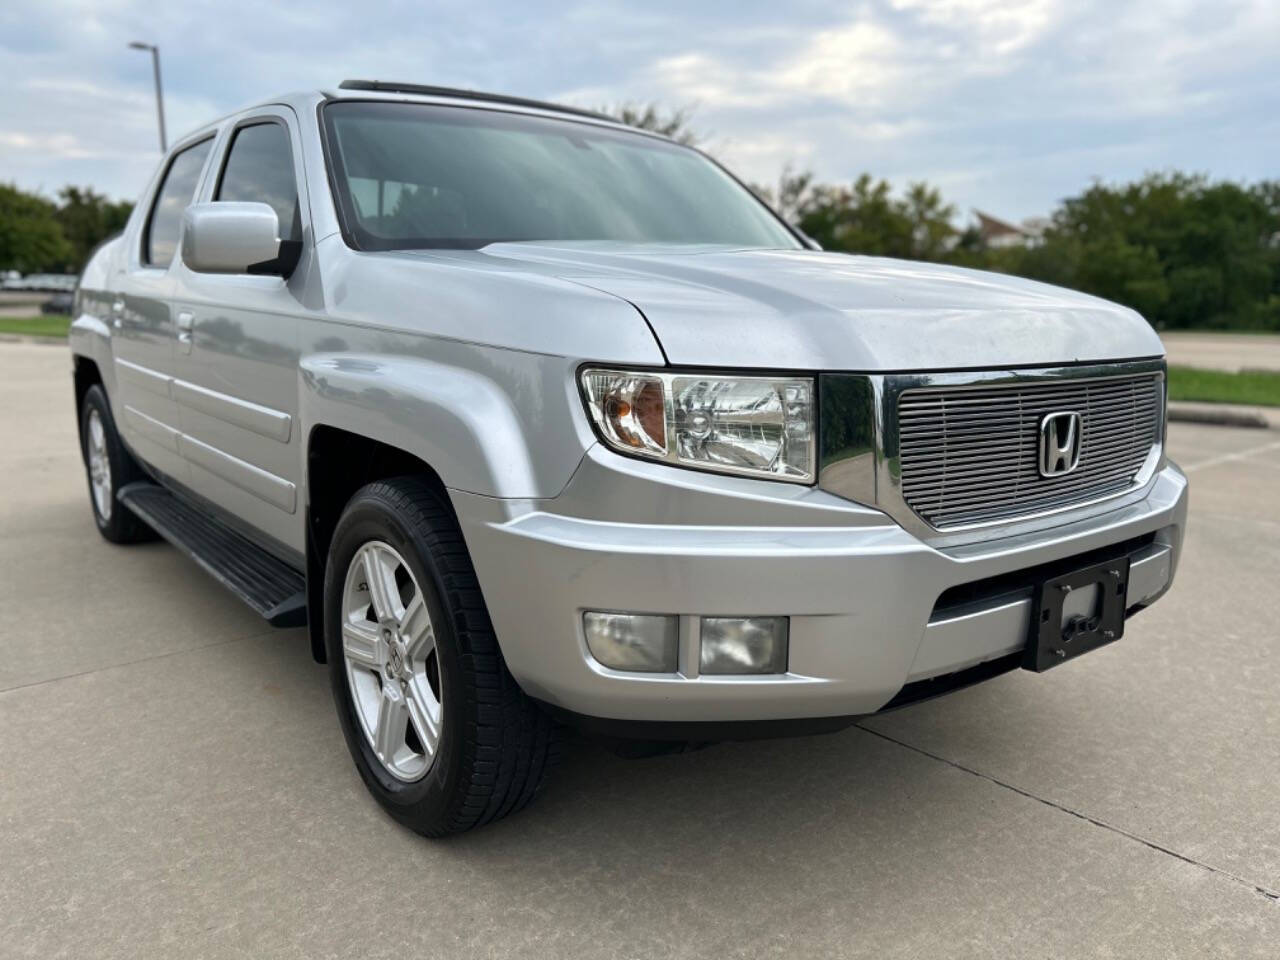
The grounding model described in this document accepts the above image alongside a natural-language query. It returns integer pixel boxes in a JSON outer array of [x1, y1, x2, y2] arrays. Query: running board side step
[[117, 482, 307, 627]]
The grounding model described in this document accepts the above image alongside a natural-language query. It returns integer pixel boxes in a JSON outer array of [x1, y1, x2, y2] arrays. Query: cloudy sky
[[3, 0, 1276, 221]]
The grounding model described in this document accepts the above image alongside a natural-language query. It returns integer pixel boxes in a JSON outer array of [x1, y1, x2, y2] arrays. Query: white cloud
[[0, 0, 1275, 220], [0, 131, 98, 159], [638, 16, 914, 113], [890, 0, 1062, 56], [774, 20, 907, 101]]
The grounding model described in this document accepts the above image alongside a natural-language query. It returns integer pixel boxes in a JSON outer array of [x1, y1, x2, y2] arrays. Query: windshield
[[322, 101, 800, 250]]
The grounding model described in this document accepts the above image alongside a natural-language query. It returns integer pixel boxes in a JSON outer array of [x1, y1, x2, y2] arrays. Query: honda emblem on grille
[[1039, 411, 1083, 477]]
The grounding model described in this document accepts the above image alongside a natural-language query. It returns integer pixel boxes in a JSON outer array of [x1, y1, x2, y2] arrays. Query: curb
[[0, 334, 69, 346], [1168, 403, 1273, 430]]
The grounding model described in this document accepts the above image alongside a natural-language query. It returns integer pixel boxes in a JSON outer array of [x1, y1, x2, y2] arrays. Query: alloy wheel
[[87, 409, 113, 522], [341, 540, 443, 782]]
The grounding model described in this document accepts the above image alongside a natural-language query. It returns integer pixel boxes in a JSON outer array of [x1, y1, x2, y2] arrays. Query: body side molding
[[171, 378, 293, 442], [178, 433, 298, 512], [123, 405, 182, 453], [115, 357, 173, 397]]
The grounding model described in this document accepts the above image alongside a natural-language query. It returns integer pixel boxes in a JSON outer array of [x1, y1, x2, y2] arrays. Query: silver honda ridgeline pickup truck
[[71, 81, 1187, 835]]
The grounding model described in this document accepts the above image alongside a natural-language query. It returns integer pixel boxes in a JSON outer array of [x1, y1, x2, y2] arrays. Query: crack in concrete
[[856, 723, 1280, 904]]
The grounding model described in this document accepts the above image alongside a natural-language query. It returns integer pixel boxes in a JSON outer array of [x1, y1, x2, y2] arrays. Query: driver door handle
[[176, 311, 194, 354]]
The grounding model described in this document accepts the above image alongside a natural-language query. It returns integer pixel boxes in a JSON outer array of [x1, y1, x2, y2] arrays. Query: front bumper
[[455, 447, 1187, 725]]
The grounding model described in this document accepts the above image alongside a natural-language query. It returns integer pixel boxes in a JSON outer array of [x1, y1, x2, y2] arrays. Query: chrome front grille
[[896, 373, 1162, 529]]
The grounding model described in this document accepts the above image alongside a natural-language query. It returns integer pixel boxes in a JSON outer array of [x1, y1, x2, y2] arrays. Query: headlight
[[580, 368, 815, 483]]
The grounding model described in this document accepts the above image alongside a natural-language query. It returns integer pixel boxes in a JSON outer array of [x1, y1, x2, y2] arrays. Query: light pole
[[128, 42, 167, 152]]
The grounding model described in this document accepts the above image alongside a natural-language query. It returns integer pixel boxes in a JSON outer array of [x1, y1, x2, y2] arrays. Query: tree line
[[3, 104, 1277, 331], [752, 169, 1280, 331], [0, 184, 132, 276], [623, 102, 1280, 332]]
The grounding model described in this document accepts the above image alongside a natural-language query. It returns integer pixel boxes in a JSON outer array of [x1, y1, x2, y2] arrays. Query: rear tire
[[324, 476, 560, 836], [79, 384, 155, 544]]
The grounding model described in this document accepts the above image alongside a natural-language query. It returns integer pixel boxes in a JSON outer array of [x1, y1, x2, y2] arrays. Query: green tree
[[902, 182, 957, 261], [0, 183, 72, 273], [1008, 174, 1280, 330], [1252, 180, 1280, 327], [757, 164, 1280, 330], [601, 103, 701, 146], [782, 173, 957, 261], [751, 166, 815, 222], [55, 186, 133, 271]]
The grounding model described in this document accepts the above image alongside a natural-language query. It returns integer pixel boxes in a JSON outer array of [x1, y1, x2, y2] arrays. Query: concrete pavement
[[1160, 331, 1280, 372], [2, 342, 1278, 959], [0, 290, 50, 318]]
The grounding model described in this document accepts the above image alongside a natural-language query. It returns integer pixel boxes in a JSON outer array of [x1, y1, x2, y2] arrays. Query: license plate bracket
[[1024, 556, 1131, 672]]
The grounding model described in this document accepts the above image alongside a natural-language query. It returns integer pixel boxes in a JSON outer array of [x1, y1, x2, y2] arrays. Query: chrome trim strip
[[817, 374, 876, 507], [178, 433, 297, 513], [171, 379, 292, 443]]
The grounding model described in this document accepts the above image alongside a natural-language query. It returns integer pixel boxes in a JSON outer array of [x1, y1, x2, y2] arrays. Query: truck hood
[[473, 243, 1164, 371]]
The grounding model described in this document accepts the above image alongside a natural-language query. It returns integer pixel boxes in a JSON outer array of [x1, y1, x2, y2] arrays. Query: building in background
[[973, 210, 1046, 248]]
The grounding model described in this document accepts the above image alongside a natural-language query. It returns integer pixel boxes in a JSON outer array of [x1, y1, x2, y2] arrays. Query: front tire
[[324, 477, 560, 836], [79, 384, 154, 544]]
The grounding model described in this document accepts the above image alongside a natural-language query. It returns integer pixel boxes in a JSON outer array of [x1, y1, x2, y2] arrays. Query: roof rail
[[337, 80, 616, 123]]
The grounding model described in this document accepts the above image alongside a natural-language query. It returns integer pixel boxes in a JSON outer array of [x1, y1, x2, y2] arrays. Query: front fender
[[69, 314, 114, 379], [298, 348, 594, 499]]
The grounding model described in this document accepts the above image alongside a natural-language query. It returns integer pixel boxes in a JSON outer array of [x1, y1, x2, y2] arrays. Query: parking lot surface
[[1161, 331, 1280, 372], [0, 291, 50, 318], [2, 341, 1278, 959]]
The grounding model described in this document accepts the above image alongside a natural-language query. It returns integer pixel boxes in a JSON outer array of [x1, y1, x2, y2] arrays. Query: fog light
[[584, 612, 678, 672], [700, 617, 788, 674]]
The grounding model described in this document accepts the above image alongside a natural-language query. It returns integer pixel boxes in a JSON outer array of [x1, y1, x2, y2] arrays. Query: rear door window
[[143, 138, 214, 266]]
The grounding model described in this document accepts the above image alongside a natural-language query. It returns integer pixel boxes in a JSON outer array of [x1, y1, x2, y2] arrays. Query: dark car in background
[[41, 291, 75, 314]]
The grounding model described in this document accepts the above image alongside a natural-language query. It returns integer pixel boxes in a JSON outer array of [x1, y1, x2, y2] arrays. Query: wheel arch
[[69, 311, 118, 429], [73, 354, 103, 424], [298, 350, 592, 500], [298, 350, 593, 662], [304, 423, 453, 663]]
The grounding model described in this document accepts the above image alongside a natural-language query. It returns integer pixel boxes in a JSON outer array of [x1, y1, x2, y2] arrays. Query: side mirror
[[181, 202, 299, 276]]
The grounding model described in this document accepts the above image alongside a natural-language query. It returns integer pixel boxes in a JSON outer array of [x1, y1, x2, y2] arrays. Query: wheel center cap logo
[[388, 641, 405, 675]]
